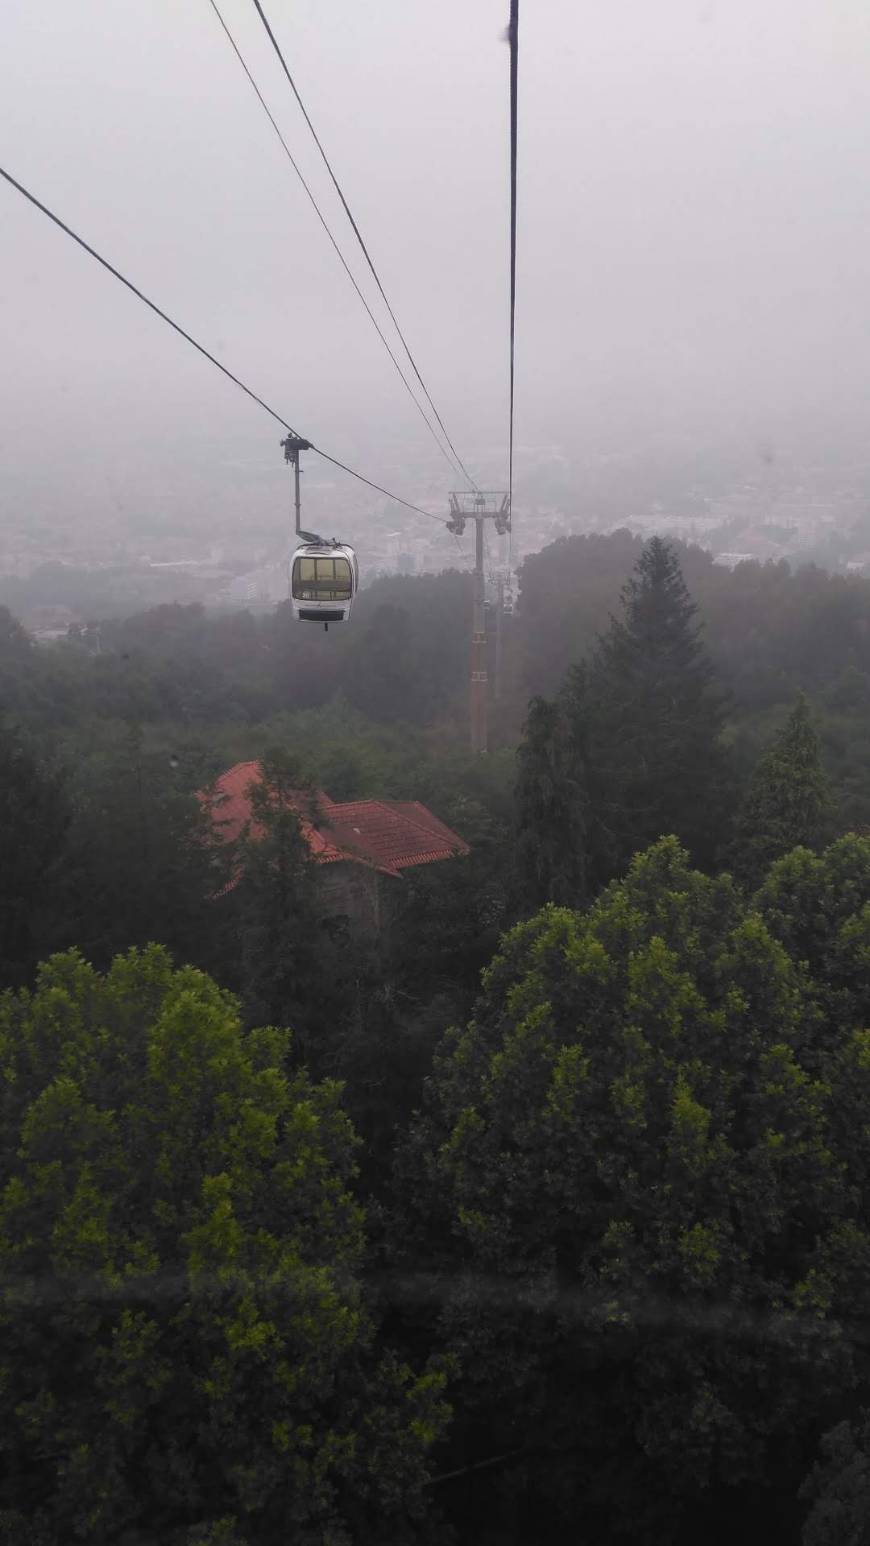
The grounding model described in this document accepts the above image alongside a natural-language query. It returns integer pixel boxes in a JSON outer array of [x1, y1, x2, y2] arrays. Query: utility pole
[[281, 434, 312, 535], [447, 491, 511, 754]]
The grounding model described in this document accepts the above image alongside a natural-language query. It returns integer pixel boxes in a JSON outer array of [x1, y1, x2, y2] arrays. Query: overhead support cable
[[0, 163, 449, 526], [307, 445, 446, 524], [250, 0, 479, 492], [0, 166, 300, 437], [205, 0, 468, 487], [508, 0, 519, 559]]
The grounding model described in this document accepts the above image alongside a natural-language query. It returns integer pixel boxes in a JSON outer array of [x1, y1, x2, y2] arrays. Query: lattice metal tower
[[447, 491, 511, 753]]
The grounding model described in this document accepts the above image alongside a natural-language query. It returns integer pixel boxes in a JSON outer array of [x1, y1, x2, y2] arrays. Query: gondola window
[[292, 556, 353, 602]]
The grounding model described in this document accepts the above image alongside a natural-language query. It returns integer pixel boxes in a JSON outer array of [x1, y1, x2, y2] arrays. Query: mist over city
[[5, 0, 870, 624]]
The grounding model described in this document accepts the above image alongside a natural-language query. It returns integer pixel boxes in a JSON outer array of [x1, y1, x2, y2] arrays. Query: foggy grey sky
[[3, 0, 870, 541]]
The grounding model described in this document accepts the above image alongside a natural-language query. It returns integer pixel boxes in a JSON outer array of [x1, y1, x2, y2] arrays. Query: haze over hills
[[4, 410, 870, 633]]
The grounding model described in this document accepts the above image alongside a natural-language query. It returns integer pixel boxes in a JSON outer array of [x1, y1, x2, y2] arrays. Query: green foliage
[[753, 835, 870, 1032], [399, 834, 870, 1539], [9, 532, 870, 835], [0, 947, 448, 1544], [516, 528, 648, 701], [588, 537, 731, 870], [0, 606, 39, 721], [512, 541, 731, 898], [231, 753, 337, 1050], [800, 1414, 870, 1546], [0, 719, 70, 989], [516, 533, 870, 833], [513, 684, 589, 911], [344, 602, 417, 723], [55, 723, 228, 977], [4, 531, 870, 1542], [732, 695, 831, 886]]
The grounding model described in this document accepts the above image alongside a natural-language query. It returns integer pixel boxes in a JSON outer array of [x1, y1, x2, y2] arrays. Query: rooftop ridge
[[200, 764, 468, 879]]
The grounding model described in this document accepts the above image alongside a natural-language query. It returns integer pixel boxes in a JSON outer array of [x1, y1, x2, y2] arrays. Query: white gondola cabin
[[290, 540, 359, 626]]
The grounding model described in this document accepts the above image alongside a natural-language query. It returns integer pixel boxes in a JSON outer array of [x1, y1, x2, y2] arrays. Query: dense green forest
[[2, 532, 870, 1543]]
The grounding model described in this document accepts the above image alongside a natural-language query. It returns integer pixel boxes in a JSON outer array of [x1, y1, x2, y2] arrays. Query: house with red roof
[[201, 760, 470, 932]]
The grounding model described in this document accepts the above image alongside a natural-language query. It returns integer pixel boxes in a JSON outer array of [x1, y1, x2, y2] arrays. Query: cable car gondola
[[282, 437, 358, 627], [290, 537, 359, 627]]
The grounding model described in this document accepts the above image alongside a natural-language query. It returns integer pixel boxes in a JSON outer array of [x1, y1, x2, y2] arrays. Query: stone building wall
[[317, 862, 391, 935]]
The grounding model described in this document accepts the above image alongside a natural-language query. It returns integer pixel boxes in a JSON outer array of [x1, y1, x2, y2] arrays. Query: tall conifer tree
[[590, 536, 729, 870], [732, 693, 829, 888]]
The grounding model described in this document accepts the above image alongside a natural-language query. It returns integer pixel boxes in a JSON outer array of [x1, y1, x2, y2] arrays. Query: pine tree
[[732, 693, 829, 888], [514, 676, 590, 912], [589, 536, 729, 871]]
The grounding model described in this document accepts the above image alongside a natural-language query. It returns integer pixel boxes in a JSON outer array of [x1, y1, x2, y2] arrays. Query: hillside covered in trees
[[2, 533, 870, 1544]]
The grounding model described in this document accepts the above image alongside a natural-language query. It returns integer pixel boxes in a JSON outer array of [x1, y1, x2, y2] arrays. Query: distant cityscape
[[3, 436, 870, 639]]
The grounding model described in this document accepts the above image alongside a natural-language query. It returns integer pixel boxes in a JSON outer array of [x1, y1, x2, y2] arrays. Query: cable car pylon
[[447, 491, 510, 754]]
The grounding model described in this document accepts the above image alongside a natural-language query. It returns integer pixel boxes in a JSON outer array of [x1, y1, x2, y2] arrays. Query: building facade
[[201, 760, 470, 934]]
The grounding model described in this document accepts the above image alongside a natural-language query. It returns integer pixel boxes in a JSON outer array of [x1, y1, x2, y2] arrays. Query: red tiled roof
[[390, 801, 472, 851], [202, 760, 346, 863], [323, 799, 470, 874], [201, 761, 469, 880]]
